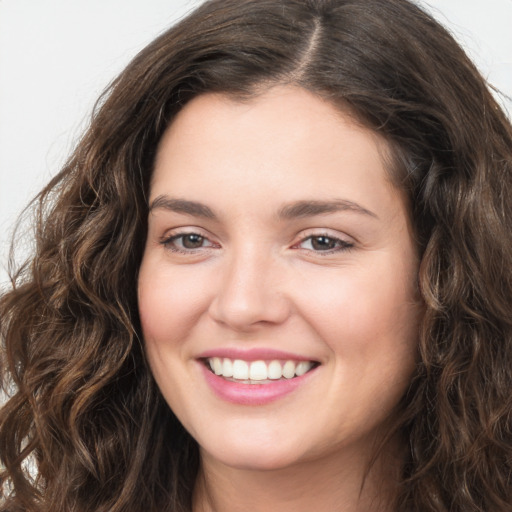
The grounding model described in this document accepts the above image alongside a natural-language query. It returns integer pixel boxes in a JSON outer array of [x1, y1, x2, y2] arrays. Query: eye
[[161, 232, 216, 252], [298, 234, 353, 252]]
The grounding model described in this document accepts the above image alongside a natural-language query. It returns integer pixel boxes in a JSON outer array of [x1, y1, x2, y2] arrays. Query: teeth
[[282, 360, 296, 379], [232, 359, 249, 380], [249, 360, 267, 380], [268, 360, 282, 380], [222, 358, 233, 377], [213, 357, 222, 375], [295, 361, 311, 376], [207, 358, 315, 381]]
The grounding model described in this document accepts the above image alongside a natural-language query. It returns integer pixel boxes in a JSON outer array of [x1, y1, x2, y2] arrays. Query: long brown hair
[[2, 0, 512, 510]]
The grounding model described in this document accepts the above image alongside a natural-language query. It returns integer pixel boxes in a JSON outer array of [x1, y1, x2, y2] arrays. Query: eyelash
[[160, 231, 353, 255], [294, 234, 354, 254], [160, 232, 216, 254]]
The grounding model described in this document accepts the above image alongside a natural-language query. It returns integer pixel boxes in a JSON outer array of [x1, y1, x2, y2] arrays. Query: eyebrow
[[149, 196, 216, 219], [277, 199, 378, 220], [148, 195, 378, 220]]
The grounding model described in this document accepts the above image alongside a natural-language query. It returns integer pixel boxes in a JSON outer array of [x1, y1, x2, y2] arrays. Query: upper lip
[[197, 347, 318, 362]]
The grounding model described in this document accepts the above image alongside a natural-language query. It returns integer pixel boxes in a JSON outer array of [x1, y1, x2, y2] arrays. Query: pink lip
[[198, 361, 318, 406], [197, 347, 315, 362]]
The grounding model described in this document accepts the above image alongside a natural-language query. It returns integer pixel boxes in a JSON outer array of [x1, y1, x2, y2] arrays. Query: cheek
[[293, 258, 419, 361], [137, 260, 208, 413], [137, 259, 210, 346]]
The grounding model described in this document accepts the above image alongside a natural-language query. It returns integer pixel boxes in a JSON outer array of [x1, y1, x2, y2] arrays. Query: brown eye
[[298, 234, 353, 253], [161, 232, 215, 253], [310, 236, 338, 251], [181, 234, 205, 249]]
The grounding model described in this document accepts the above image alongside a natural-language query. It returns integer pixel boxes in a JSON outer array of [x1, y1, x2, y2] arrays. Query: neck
[[192, 437, 403, 512]]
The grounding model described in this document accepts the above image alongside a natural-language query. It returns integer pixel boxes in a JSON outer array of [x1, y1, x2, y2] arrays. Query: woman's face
[[138, 86, 421, 471]]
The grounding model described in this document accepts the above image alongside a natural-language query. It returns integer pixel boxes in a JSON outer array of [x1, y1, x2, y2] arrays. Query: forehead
[[151, 86, 404, 224]]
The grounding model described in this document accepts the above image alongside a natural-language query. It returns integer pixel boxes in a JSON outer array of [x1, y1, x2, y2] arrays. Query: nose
[[208, 246, 291, 332]]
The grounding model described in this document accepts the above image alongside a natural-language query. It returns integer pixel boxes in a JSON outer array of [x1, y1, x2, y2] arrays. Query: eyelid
[[291, 229, 355, 253], [159, 227, 220, 253]]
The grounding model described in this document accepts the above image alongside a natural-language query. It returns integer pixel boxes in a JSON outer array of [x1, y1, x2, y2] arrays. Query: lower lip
[[200, 363, 316, 405]]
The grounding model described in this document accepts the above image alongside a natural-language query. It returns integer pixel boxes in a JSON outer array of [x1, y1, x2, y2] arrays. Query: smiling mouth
[[204, 357, 319, 384]]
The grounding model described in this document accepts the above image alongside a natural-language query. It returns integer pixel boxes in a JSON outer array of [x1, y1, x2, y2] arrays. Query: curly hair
[[1, 0, 512, 510]]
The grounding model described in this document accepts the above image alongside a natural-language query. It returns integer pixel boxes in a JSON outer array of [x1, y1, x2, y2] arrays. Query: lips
[[197, 349, 320, 405]]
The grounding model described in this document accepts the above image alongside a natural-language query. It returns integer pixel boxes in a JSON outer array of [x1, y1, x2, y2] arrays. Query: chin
[[200, 438, 307, 472]]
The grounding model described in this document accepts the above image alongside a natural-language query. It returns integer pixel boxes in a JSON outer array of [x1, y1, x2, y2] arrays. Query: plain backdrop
[[1, 0, 511, 286]]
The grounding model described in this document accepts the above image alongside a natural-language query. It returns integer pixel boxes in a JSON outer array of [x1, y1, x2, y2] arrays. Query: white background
[[1, 0, 511, 286]]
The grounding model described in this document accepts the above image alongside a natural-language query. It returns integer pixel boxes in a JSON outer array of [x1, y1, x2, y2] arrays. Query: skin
[[138, 86, 421, 512]]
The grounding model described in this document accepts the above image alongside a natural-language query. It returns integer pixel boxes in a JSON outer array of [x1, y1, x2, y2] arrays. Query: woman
[[1, 0, 512, 511]]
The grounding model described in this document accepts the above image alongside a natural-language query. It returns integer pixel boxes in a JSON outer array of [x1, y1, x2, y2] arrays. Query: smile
[[206, 357, 317, 383]]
